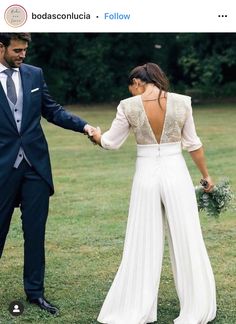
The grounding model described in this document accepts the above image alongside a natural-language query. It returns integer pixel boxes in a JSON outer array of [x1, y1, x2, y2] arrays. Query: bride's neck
[[143, 84, 160, 97]]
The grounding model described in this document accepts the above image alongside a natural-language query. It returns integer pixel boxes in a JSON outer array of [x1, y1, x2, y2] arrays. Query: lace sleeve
[[101, 103, 130, 150], [181, 97, 202, 152]]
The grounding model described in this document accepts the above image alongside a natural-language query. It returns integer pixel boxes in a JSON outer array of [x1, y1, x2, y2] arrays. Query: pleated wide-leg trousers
[[97, 142, 216, 324]]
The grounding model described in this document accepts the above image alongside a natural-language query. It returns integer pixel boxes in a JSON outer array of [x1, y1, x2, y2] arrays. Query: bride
[[91, 62, 216, 324]]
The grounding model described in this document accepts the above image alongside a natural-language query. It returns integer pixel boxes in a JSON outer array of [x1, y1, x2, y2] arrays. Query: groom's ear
[[0, 43, 5, 55]]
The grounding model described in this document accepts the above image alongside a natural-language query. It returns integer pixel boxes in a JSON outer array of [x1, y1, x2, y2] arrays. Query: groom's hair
[[0, 33, 31, 47]]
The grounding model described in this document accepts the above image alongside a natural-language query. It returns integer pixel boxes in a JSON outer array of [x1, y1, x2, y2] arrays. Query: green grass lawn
[[0, 103, 235, 324]]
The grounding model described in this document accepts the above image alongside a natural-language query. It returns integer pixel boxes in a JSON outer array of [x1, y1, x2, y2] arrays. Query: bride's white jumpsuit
[[97, 93, 216, 324]]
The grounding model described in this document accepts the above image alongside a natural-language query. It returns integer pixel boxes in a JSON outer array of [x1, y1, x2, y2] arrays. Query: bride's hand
[[201, 176, 214, 193], [89, 126, 102, 145]]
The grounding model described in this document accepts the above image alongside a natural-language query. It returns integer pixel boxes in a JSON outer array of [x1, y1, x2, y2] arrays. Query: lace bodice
[[101, 92, 202, 152]]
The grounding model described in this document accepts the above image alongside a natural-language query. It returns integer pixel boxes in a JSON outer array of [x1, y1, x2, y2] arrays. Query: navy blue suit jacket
[[0, 63, 87, 196]]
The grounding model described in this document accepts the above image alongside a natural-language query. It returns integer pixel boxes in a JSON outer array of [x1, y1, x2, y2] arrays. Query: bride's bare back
[[141, 93, 167, 144]]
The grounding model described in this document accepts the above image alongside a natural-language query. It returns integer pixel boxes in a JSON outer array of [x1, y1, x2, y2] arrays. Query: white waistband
[[137, 142, 182, 157]]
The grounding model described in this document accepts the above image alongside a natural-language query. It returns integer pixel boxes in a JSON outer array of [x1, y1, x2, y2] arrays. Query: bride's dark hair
[[128, 62, 169, 105]]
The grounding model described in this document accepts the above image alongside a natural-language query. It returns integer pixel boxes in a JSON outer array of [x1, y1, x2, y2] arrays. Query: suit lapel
[[0, 82, 18, 130], [20, 65, 32, 132]]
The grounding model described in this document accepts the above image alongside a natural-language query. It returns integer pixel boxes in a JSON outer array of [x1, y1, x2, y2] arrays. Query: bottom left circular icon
[[8, 301, 24, 316]]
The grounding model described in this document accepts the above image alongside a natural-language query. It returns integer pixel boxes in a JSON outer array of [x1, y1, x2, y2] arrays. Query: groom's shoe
[[27, 297, 59, 315]]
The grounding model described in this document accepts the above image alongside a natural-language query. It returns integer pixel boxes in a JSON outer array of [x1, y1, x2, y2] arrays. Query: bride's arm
[[189, 147, 214, 192], [181, 98, 214, 192], [92, 103, 131, 149]]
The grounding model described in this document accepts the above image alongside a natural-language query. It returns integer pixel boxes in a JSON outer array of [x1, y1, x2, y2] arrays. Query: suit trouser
[[0, 159, 50, 299]]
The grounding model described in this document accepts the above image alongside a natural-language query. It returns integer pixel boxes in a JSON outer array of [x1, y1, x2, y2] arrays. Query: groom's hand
[[83, 124, 101, 145], [83, 124, 96, 136]]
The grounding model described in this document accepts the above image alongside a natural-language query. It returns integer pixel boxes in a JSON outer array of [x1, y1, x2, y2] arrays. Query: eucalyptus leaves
[[195, 179, 234, 217]]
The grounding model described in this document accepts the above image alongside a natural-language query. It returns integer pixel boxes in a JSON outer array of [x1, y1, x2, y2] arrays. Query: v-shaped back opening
[[139, 93, 169, 144]]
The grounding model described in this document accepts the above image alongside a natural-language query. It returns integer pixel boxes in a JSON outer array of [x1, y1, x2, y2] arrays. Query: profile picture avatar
[[8, 301, 24, 316], [4, 4, 27, 27]]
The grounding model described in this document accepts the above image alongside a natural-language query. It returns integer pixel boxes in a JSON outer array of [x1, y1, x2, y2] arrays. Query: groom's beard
[[3, 54, 24, 68]]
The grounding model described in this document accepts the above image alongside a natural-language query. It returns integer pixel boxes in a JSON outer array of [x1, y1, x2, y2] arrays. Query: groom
[[0, 33, 94, 315]]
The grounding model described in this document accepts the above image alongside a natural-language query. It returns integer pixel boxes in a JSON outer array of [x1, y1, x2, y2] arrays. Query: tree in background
[[27, 33, 236, 104], [177, 33, 236, 100]]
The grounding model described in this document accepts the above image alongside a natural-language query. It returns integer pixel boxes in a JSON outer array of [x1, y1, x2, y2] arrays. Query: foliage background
[[27, 33, 236, 104]]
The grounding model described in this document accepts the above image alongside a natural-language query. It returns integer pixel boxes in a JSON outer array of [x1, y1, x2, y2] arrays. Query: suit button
[[19, 154, 22, 157]]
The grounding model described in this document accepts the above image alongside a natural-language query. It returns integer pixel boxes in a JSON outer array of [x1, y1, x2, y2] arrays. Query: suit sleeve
[[40, 69, 87, 133]]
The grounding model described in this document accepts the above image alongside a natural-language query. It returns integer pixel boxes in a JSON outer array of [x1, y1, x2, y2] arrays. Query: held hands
[[90, 126, 102, 145], [83, 124, 102, 145], [84, 124, 96, 137]]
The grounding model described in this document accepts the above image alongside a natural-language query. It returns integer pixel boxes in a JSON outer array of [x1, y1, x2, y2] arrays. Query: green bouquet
[[195, 178, 234, 217]]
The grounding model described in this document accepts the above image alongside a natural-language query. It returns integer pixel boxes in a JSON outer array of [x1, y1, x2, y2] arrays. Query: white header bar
[[1, 0, 235, 32]]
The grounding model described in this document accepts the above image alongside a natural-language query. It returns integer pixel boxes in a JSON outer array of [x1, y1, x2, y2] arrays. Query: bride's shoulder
[[169, 92, 191, 103], [169, 92, 192, 111], [119, 95, 141, 113], [119, 96, 142, 123], [120, 95, 140, 106]]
